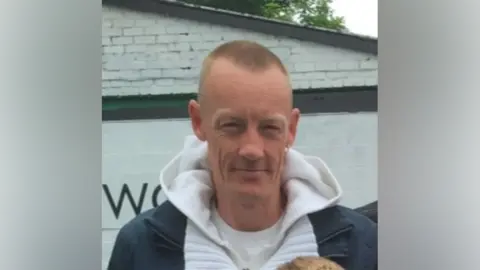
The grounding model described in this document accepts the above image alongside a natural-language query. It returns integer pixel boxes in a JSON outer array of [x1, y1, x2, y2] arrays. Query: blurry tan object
[[278, 256, 345, 270]]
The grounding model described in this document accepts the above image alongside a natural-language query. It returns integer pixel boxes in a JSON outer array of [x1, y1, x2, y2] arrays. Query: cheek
[[266, 145, 287, 168], [207, 138, 236, 169]]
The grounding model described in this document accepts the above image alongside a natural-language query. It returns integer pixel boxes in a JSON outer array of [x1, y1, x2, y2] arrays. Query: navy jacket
[[108, 201, 377, 270], [355, 201, 378, 223]]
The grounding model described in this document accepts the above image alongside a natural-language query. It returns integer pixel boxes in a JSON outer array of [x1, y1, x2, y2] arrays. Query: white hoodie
[[159, 136, 343, 270]]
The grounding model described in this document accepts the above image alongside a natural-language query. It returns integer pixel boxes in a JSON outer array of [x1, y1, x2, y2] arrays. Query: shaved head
[[198, 40, 292, 110]]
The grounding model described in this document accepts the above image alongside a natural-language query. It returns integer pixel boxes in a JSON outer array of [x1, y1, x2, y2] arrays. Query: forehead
[[202, 58, 292, 115]]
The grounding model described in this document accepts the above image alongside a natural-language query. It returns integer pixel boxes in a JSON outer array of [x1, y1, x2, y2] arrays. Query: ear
[[287, 108, 300, 147], [188, 99, 206, 141]]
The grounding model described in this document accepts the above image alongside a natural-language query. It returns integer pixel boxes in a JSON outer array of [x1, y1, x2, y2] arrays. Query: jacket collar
[[144, 200, 355, 251], [144, 201, 187, 250]]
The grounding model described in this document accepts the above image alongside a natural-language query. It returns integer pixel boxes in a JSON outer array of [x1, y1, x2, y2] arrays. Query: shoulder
[[108, 201, 187, 270], [107, 208, 157, 270], [114, 207, 157, 246], [355, 201, 378, 223], [114, 200, 187, 245], [322, 205, 377, 245], [337, 205, 377, 245], [309, 204, 377, 230], [308, 205, 377, 269], [109, 207, 159, 253]]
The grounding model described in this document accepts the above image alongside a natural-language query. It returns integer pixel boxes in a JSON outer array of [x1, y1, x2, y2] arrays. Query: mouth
[[232, 169, 268, 172], [231, 169, 268, 180]]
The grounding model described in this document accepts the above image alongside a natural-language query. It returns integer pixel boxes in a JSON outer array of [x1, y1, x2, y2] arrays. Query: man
[[107, 40, 377, 270]]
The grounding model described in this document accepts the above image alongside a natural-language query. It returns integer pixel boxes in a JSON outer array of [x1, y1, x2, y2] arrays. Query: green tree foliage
[[180, 0, 347, 30]]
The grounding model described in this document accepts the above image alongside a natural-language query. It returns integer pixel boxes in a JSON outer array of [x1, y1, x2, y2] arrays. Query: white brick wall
[[102, 7, 378, 96], [101, 112, 378, 268]]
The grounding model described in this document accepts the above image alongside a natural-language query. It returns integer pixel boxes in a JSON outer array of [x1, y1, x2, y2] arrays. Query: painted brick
[[105, 80, 131, 87], [294, 62, 316, 72], [190, 41, 218, 51], [125, 44, 148, 53], [102, 37, 111, 46], [113, 19, 135, 27], [270, 47, 291, 59], [146, 44, 169, 52], [123, 27, 144, 36], [111, 36, 133, 45], [310, 79, 333, 88], [343, 77, 368, 86], [134, 35, 156, 44], [177, 33, 203, 42], [315, 62, 337, 71], [365, 77, 378, 85], [168, 42, 191, 52], [131, 80, 154, 87], [155, 79, 175, 86], [135, 19, 156, 27], [326, 71, 350, 80], [360, 59, 378, 69], [156, 34, 179, 43], [292, 80, 311, 89], [337, 61, 360, 70], [166, 25, 189, 34], [140, 69, 163, 78], [104, 86, 151, 96], [103, 46, 124, 54], [145, 26, 166, 35], [107, 70, 141, 80], [201, 34, 223, 42], [103, 20, 113, 28], [102, 27, 122, 37], [163, 68, 199, 78]]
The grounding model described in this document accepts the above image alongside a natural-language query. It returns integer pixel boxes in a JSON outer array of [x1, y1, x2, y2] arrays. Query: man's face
[[189, 58, 300, 199]]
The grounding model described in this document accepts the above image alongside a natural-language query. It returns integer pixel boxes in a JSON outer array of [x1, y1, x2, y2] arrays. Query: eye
[[220, 122, 244, 134], [221, 122, 240, 128], [264, 125, 281, 131]]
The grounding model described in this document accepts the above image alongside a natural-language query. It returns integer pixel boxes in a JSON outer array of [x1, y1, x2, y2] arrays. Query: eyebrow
[[211, 110, 288, 126], [262, 114, 288, 124], [211, 108, 234, 126]]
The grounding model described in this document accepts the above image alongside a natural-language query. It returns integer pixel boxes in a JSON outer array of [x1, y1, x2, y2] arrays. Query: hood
[[159, 135, 343, 244]]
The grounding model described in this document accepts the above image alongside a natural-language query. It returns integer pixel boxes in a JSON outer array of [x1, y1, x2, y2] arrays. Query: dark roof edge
[[103, 0, 377, 55]]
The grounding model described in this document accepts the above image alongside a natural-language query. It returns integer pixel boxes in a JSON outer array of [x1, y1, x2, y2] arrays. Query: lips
[[233, 169, 268, 172], [233, 169, 267, 180]]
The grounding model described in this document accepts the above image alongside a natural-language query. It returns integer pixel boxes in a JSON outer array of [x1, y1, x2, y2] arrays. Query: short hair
[[198, 40, 289, 101]]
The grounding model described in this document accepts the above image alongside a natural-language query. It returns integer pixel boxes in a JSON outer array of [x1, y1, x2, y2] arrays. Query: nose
[[238, 127, 264, 161]]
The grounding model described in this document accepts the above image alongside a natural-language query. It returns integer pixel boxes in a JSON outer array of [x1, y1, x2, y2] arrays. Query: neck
[[215, 189, 286, 232]]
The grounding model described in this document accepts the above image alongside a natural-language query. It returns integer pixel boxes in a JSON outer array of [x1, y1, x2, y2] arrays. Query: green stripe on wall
[[102, 86, 378, 121], [103, 93, 197, 111]]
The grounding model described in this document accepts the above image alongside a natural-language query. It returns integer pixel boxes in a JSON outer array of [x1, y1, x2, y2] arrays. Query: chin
[[232, 178, 273, 196]]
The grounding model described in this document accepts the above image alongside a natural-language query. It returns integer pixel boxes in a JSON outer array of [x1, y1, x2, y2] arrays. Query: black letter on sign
[[103, 183, 148, 219], [152, 184, 162, 207]]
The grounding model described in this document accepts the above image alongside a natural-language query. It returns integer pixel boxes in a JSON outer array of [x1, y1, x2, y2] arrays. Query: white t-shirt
[[211, 208, 284, 270]]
